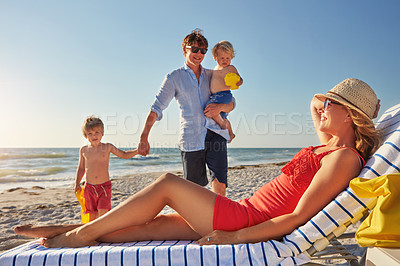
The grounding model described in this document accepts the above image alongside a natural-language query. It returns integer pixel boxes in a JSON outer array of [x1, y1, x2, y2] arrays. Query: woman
[[15, 78, 382, 248]]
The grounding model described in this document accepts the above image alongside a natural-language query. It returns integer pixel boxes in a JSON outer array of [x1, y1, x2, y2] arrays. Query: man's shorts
[[83, 180, 112, 213], [181, 130, 228, 187]]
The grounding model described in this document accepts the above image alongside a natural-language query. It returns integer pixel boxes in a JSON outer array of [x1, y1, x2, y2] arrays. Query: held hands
[[138, 140, 150, 156], [197, 230, 240, 246]]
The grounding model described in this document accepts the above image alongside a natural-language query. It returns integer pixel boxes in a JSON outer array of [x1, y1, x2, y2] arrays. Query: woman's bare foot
[[42, 227, 97, 248], [14, 224, 81, 239]]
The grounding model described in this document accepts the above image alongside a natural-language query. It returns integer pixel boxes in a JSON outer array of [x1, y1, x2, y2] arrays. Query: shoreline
[[0, 147, 301, 194], [0, 162, 365, 265]]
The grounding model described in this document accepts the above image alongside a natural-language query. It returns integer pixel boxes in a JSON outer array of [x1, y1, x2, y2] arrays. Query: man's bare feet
[[41, 227, 97, 248], [14, 224, 81, 239]]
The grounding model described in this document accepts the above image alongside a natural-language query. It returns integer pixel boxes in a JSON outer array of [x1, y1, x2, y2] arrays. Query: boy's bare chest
[[83, 149, 109, 164]]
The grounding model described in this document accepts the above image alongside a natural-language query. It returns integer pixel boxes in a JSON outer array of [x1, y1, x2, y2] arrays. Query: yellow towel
[[350, 173, 400, 247], [75, 186, 92, 224]]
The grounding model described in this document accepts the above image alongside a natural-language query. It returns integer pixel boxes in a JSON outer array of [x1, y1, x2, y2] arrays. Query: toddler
[[208, 41, 243, 142]]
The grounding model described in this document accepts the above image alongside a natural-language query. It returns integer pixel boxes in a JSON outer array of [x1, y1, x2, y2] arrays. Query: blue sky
[[1, 0, 399, 148]]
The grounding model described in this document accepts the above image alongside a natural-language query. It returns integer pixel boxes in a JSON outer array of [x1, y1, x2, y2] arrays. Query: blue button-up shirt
[[151, 64, 230, 151]]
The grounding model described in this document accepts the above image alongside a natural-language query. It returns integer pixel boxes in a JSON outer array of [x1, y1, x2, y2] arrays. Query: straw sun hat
[[315, 78, 379, 120]]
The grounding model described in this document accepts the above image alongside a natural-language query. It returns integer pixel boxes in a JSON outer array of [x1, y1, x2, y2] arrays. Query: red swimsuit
[[213, 145, 364, 231]]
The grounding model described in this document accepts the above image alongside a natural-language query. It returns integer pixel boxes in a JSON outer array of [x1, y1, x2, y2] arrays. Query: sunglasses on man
[[323, 99, 342, 110], [186, 46, 208, 55]]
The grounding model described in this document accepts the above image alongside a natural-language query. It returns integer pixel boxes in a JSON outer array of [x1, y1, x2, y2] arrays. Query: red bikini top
[[281, 145, 365, 190]]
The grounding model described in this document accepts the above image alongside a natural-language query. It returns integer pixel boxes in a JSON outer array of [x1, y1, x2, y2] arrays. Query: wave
[[125, 160, 180, 167], [0, 167, 68, 178], [0, 153, 68, 160], [110, 154, 162, 161], [130, 154, 161, 161]]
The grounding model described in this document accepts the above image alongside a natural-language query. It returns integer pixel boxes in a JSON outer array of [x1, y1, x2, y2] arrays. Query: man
[[138, 30, 234, 196]]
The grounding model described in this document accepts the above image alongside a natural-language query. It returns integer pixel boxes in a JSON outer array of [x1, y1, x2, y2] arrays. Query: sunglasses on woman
[[186, 46, 208, 55], [323, 99, 342, 110]]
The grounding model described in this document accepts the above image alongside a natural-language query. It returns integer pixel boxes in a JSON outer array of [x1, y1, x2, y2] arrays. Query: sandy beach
[[0, 163, 366, 265]]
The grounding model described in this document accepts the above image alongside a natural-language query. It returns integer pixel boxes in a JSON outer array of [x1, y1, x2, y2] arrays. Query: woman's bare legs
[[14, 224, 81, 239], [14, 213, 199, 242], [43, 173, 217, 248], [15, 213, 200, 243], [98, 213, 201, 242]]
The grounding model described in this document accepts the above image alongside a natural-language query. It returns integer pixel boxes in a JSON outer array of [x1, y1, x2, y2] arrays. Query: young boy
[[75, 116, 138, 221], [208, 40, 243, 142]]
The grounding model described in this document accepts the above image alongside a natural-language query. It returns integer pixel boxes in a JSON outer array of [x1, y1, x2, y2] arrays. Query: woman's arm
[[198, 148, 361, 245], [310, 96, 332, 144]]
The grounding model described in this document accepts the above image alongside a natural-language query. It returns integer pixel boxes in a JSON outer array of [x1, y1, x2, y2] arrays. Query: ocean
[[0, 147, 300, 193]]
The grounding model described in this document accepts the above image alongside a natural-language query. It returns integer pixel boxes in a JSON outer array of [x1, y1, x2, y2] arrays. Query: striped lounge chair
[[1, 103, 399, 266]]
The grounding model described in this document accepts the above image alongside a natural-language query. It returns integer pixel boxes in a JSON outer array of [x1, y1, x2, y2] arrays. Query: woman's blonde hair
[[348, 108, 383, 161]]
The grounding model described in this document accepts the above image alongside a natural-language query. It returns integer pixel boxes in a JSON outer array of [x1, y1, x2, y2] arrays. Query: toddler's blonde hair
[[212, 40, 236, 59]]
